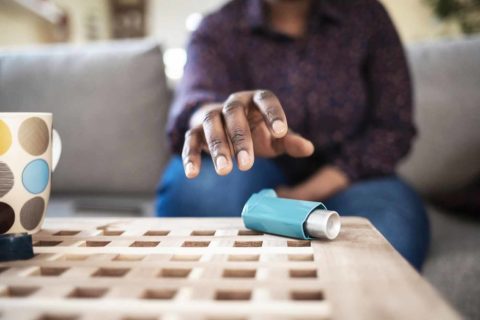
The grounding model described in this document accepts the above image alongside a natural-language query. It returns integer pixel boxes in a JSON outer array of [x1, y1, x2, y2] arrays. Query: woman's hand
[[183, 90, 314, 178], [276, 166, 350, 201]]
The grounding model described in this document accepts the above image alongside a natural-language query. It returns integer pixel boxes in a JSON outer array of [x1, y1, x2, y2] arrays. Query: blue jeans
[[156, 156, 430, 270]]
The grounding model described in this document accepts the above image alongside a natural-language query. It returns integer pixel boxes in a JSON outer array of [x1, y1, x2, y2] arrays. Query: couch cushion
[[399, 37, 480, 195], [0, 40, 171, 195], [423, 205, 480, 320]]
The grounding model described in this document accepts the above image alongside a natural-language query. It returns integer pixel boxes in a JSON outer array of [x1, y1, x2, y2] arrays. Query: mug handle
[[52, 129, 62, 172]]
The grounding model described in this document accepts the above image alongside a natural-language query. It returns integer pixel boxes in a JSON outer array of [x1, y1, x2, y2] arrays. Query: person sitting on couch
[[156, 0, 430, 270]]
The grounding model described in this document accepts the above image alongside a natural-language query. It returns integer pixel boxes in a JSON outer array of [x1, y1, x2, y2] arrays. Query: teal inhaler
[[241, 189, 341, 240]]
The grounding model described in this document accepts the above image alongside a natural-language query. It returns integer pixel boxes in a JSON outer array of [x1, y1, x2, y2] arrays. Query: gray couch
[[398, 37, 480, 320], [0, 40, 171, 216], [1, 37, 479, 319]]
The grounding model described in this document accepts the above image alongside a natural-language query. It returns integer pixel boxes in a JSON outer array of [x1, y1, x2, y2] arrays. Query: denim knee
[[324, 176, 430, 270], [156, 155, 287, 217]]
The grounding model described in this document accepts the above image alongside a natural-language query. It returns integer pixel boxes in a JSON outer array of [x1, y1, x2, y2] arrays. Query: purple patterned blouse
[[167, 0, 415, 183]]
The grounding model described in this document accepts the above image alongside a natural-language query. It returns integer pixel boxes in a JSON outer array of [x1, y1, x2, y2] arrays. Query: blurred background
[[0, 0, 478, 83], [0, 1, 479, 318]]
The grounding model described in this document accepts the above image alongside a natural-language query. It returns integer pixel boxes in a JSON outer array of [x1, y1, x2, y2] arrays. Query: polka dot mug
[[0, 113, 61, 235]]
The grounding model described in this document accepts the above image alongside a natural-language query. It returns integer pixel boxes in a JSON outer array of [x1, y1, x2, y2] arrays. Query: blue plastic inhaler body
[[241, 189, 333, 240]]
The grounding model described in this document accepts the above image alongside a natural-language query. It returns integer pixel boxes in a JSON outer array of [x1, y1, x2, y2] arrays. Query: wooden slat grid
[[0, 217, 459, 320]]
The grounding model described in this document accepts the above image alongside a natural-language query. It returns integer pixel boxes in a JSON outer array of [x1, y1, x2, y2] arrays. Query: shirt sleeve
[[166, 19, 240, 154], [332, 1, 415, 181]]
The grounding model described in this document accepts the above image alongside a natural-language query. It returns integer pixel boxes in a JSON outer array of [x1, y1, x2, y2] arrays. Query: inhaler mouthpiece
[[304, 210, 341, 240]]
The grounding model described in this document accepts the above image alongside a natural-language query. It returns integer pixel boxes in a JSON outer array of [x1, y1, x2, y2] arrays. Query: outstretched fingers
[[253, 90, 288, 138], [281, 132, 315, 158], [202, 109, 233, 175], [222, 94, 254, 171], [182, 128, 204, 179], [182, 90, 314, 179]]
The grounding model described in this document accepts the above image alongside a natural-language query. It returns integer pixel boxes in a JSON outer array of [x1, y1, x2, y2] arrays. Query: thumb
[[281, 132, 315, 158]]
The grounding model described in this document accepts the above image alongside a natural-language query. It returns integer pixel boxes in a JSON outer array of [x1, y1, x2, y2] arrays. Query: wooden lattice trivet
[[0, 217, 459, 320]]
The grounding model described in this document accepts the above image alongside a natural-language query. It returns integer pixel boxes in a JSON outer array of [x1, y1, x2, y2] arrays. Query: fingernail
[[185, 162, 196, 177], [237, 150, 251, 168], [216, 156, 228, 171], [272, 120, 286, 135]]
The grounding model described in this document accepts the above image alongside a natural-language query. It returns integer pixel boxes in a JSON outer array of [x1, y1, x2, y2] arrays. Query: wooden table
[[0, 217, 459, 320]]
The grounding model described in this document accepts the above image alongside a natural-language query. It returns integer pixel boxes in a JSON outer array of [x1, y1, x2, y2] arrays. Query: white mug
[[0, 112, 61, 235]]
